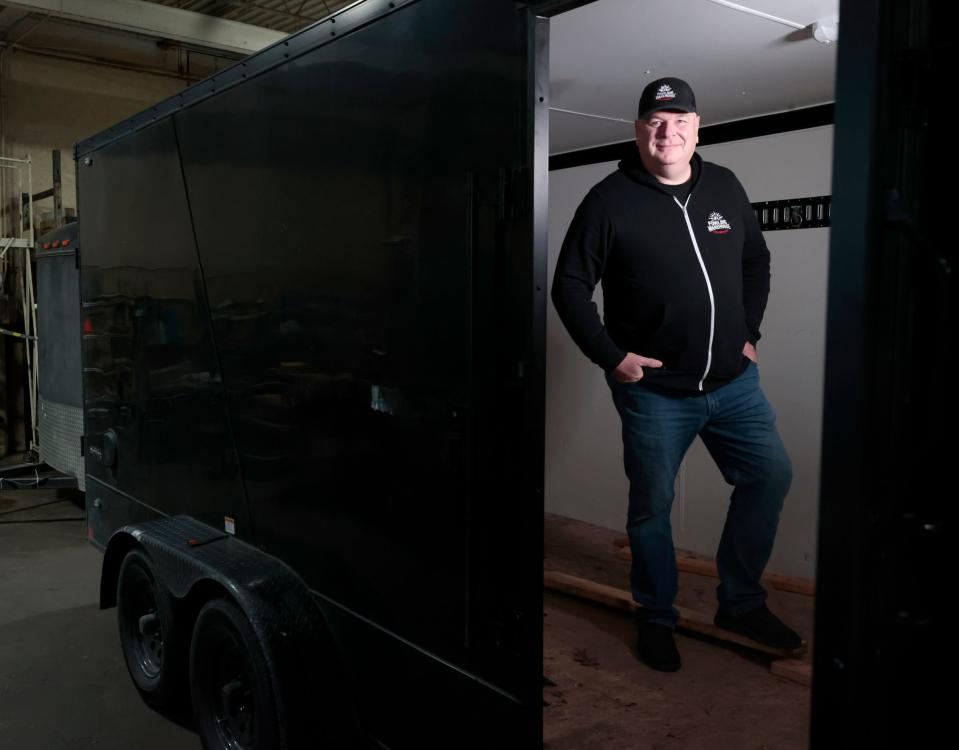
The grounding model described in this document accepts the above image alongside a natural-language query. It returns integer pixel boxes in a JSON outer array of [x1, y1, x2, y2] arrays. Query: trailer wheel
[[190, 598, 280, 750], [116, 548, 184, 708]]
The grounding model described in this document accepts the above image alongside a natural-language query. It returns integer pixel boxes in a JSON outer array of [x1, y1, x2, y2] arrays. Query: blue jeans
[[605, 361, 792, 629]]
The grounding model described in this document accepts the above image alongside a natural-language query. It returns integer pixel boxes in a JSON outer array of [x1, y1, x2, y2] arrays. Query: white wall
[[546, 125, 833, 580]]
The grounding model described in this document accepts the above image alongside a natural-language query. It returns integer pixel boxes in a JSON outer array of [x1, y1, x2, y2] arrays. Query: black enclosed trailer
[[73, 0, 951, 747], [77, 1, 546, 747]]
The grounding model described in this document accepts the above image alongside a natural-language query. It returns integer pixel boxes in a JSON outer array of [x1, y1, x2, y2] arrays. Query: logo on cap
[[707, 212, 732, 234], [656, 84, 677, 101]]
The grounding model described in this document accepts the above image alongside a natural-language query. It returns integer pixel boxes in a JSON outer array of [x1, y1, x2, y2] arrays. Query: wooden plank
[[612, 539, 815, 597], [771, 658, 813, 687], [544, 569, 808, 660]]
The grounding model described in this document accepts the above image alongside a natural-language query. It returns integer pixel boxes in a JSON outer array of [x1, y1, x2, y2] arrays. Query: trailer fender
[[99, 515, 356, 748]]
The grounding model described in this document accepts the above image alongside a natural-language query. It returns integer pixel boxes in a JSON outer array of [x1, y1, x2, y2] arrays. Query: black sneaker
[[636, 621, 681, 672], [714, 603, 803, 650]]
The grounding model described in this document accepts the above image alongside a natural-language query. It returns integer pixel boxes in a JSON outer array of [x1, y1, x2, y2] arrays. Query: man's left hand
[[743, 341, 758, 363]]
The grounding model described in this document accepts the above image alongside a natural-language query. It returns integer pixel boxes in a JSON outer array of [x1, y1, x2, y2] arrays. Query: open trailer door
[[79, 1, 545, 747]]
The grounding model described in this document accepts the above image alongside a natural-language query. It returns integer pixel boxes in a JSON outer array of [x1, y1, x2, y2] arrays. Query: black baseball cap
[[637, 77, 697, 120]]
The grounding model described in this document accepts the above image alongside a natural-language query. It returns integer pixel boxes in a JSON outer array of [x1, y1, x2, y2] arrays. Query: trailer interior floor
[[544, 513, 812, 750]]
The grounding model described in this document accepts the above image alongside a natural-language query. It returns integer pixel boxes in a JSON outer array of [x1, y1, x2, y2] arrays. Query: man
[[551, 77, 801, 672]]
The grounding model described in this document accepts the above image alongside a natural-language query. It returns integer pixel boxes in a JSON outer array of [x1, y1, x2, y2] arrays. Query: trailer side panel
[[78, 119, 252, 538]]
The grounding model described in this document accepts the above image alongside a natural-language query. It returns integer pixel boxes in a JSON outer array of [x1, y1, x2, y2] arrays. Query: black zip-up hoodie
[[551, 150, 771, 394]]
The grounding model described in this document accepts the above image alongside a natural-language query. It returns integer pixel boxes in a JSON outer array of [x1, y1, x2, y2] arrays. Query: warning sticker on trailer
[[224, 516, 236, 535]]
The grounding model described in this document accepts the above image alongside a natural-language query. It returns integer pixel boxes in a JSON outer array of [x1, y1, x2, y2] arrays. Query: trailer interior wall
[[546, 124, 832, 581]]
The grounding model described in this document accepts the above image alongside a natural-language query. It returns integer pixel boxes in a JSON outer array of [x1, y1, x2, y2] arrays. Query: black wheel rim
[[209, 628, 256, 749], [122, 565, 163, 679]]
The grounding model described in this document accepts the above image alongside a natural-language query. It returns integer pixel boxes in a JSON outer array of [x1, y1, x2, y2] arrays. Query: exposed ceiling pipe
[[0, 40, 204, 82]]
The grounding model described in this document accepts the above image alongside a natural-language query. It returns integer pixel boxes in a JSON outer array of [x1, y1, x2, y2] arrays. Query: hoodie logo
[[707, 212, 732, 234], [655, 84, 676, 101]]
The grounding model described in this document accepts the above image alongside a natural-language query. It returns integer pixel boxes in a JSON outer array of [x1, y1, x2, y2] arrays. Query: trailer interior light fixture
[[702, 0, 838, 44], [701, 0, 806, 31], [811, 18, 839, 44]]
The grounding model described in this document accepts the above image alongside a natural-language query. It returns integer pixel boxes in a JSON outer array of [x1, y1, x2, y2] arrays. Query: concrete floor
[[0, 489, 197, 749], [0, 489, 811, 749]]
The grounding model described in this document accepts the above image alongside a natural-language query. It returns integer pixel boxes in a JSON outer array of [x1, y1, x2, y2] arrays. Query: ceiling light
[[811, 17, 838, 44]]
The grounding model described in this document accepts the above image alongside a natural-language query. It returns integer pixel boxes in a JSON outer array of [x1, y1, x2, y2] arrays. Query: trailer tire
[[190, 597, 280, 750], [116, 547, 185, 709]]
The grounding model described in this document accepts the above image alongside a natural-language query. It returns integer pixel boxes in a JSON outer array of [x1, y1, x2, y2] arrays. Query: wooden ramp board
[[544, 569, 811, 685], [770, 658, 813, 687], [612, 538, 816, 598]]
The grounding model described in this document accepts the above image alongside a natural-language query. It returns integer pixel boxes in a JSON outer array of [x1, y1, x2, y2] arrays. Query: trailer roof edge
[[74, 0, 419, 159]]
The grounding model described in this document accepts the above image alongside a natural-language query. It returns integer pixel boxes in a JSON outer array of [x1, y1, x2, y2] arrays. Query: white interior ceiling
[[549, 0, 839, 154]]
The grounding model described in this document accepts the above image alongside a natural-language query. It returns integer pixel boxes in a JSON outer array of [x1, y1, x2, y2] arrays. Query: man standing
[[551, 77, 801, 672]]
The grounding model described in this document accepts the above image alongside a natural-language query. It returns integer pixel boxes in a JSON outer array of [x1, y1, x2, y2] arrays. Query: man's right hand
[[611, 352, 664, 383]]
